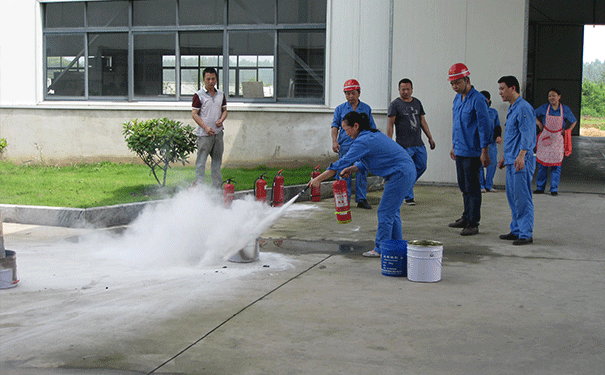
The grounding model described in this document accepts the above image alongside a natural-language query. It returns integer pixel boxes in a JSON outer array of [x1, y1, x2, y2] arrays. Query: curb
[[0, 176, 384, 228]]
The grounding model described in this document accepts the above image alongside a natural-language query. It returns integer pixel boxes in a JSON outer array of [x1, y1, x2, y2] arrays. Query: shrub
[[0, 138, 7, 154], [123, 118, 197, 186]]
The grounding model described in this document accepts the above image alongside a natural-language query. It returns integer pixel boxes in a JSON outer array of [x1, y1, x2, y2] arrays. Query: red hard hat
[[343, 79, 361, 92], [448, 63, 470, 81]]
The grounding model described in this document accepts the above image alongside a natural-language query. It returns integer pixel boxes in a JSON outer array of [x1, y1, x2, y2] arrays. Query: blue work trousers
[[506, 163, 535, 240], [339, 148, 367, 202], [403, 145, 427, 200], [374, 170, 414, 253], [455, 156, 482, 227], [480, 142, 498, 190], [536, 164, 561, 193]]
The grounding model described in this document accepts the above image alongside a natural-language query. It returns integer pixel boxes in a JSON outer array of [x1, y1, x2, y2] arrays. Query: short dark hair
[[343, 111, 378, 133], [203, 67, 218, 79], [548, 87, 562, 96], [497, 76, 520, 93], [480, 90, 492, 107], [398, 78, 413, 88]]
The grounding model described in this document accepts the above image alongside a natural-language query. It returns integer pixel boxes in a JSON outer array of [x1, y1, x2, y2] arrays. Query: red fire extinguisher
[[254, 172, 268, 203], [311, 165, 321, 202], [271, 169, 284, 207], [223, 178, 235, 207], [332, 178, 351, 224]]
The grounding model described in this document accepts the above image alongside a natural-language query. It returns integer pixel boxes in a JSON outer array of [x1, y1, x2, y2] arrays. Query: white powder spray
[[94, 185, 311, 268]]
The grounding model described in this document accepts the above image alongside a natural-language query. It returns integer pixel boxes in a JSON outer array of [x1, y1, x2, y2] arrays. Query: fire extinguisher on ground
[[332, 177, 351, 224], [271, 169, 284, 207], [223, 178, 235, 207], [311, 165, 321, 202], [254, 172, 268, 203]]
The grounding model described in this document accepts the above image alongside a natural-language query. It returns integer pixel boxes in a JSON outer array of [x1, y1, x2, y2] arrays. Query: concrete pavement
[[1, 136, 604, 374], [2, 182, 605, 374]]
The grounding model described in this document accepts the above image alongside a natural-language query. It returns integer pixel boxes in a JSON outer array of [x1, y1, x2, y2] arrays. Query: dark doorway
[[527, 0, 605, 135]]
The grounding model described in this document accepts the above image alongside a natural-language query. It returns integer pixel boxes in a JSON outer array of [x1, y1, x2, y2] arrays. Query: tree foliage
[[583, 60, 605, 84], [123, 118, 197, 186], [581, 80, 605, 117]]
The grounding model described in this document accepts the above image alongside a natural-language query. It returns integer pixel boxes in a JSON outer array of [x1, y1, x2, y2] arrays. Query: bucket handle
[[407, 254, 443, 268]]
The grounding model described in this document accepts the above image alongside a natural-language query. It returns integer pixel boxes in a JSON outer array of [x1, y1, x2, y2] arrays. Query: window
[[43, 0, 326, 103]]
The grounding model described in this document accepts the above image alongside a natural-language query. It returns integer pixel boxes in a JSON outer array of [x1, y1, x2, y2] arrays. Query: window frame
[[42, 0, 326, 104]]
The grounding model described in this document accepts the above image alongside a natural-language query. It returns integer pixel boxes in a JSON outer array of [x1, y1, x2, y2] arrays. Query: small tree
[[123, 118, 197, 186]]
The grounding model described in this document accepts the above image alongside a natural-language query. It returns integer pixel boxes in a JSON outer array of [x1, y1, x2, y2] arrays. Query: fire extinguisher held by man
[[308, 111, 416, 258]]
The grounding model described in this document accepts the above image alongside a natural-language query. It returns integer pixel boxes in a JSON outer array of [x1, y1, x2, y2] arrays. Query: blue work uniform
[[534, 104, 577, 193], [451, 87, 492, 227], [480, 107, 501, 190], [503, 97, 537, 240], [327, 130, 415, 253], [331, 101, 377, 202]]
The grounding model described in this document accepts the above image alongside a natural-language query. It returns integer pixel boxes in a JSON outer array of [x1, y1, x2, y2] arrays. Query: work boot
[[513, 238, 533, 245], [357, 200, 372, 209], [533, 189, 544, 194], [460, 226, 479, 236], [448, 218, 467, 228], [499, 232, 519, 240]]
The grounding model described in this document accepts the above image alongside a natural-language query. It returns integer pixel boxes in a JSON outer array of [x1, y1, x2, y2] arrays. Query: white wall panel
[[391, 0, 527, 185], [0, 0, 38, 105]]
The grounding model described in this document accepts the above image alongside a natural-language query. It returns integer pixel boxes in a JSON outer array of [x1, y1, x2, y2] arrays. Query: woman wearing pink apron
[[534, 88, 577, 196]]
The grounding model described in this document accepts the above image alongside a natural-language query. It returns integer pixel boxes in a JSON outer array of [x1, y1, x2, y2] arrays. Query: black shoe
[[460, 226, 479, 236], [499, 233, 519, 240], [405, 199, 416, 206], [513, 237, 533, 245], [533, 189, 544, 194], [357, 200, 372, 209], [551, 191, 558, 196], [448, 218, 467, 228]]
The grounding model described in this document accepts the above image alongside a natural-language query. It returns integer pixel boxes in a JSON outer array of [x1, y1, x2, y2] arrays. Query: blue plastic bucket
[[380, 240, 407, 277]]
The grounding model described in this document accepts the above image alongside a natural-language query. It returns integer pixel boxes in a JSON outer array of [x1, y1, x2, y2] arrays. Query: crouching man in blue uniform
[[310, 111, 416, 257], [497, 76, 536, 245]]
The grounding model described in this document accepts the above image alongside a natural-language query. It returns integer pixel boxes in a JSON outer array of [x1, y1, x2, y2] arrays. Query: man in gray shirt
[[387, 78, 435, 205], [192, 67, 228, 189]]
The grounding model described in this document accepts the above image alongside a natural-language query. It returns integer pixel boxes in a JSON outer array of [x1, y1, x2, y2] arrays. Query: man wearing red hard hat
[[447, 63, 492, 236], [331, 79, 377, 210]]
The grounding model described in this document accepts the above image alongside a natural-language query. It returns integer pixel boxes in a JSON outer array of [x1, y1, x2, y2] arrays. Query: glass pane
[[180, 0, 224, 25], [163, 55, 176, 67], [133, 0, 176, 26], [181, 56, 199, 67], [133, 33, 176, 97], [180, 69, 200, 95], [278, 0, 326, 24], [45, 2, 84, 28], [88, 1, 129, 27], [179, 31, 223, 97], [229, 68, 236, 96], [277, 31, 325, 100], [258, 55, 274, 67], [229, 32, 274, 98], [228, 0, 274, 25], [46, 34, 85, 97], [88, 33, 128, 97], [239, 55, 257, 67]]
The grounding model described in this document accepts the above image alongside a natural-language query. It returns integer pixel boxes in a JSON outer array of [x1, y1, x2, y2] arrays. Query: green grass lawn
[[0, 161, 319, 208]]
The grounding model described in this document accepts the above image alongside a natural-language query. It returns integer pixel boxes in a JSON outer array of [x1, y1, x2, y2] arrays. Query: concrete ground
[[1, 136, 604, 375]]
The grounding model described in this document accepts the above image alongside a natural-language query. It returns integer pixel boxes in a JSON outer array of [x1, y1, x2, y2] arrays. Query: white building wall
[[328, 0, 391, 118], [391, 0, 528, 186], [0, 0, 39, 105]]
